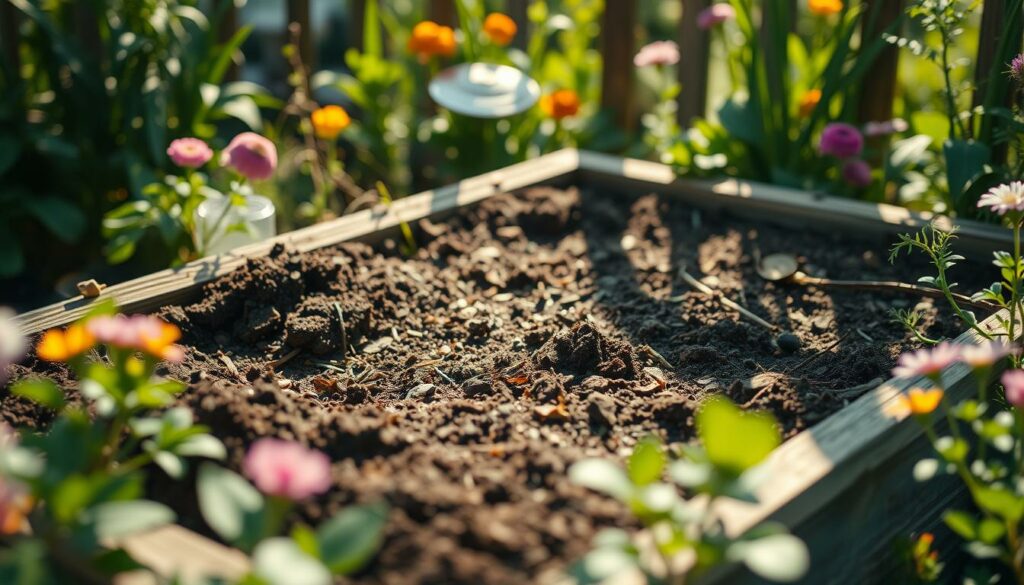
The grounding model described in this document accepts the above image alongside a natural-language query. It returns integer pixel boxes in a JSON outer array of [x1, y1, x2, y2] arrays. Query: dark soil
[[3, 187, 971, 584]]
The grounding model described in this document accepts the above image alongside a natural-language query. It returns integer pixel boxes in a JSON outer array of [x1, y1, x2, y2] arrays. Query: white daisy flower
[[977, 182, 1024, 215]]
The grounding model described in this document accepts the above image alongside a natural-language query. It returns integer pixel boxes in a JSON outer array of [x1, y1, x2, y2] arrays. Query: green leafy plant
[[568, 396, 808, 584], [0, 302, 226, 582]]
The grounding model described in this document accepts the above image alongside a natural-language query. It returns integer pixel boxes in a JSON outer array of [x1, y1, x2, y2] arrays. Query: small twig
[[316, 362, 348, 375], [434, 367, 456, 386], [833, 378, 885, 400], [785, 330, 856, 375], [679, 267, 777, 331], [217, 352, 240, 379], [271, 348, 303, 369], [333, 302, 349, 362], [639, 344, 673, 370]]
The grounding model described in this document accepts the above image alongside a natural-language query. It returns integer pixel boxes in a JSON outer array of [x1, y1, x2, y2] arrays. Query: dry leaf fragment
[[533, 403, 570, 421]]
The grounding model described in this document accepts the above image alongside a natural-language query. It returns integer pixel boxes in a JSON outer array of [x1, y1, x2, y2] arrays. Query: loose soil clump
[[4, 187, 973, 584]]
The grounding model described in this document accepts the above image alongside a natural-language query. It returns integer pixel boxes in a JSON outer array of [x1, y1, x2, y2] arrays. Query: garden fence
[[0, 0, 1016, 134]]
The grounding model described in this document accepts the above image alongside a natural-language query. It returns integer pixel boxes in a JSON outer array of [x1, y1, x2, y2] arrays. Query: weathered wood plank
[[430, 0, 456, 25], [678, 0, 711, 125], [575, 151, 1013, 258], [600, 0, 637, 132], [14, 150, 581, 335], [111, 525, 250, 585]]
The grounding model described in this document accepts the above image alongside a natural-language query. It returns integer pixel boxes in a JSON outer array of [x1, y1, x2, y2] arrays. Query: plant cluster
[[0, 305, 386, 584], [569, 397, 808, 584], [890, 179, 1024, 583]]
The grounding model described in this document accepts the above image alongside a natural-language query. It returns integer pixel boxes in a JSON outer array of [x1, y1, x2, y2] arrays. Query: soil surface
[[4, 187, 973, 584]]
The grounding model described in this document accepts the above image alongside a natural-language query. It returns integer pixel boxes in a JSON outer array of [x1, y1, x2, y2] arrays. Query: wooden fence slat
[[506, 0, 529, 50], [217, 0, 239, 81], [0, 0, 19, 76], [287, 0, 314, 71], [430, 0, 456, 25], [974, 0, 1023, 165], [974, 0, 1010, 110], [856, 0, 903, 127], [600, 0, 637, 132], [678, 0, 711, 126], [349, 0, 367, 53]]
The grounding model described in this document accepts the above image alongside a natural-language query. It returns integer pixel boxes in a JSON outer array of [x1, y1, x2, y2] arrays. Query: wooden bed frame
[[13, 150, 1011, 584]]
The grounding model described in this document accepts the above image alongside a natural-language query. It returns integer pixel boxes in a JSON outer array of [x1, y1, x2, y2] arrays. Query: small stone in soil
[[776, 331, 802, 354], [406, 383, 436, 401]]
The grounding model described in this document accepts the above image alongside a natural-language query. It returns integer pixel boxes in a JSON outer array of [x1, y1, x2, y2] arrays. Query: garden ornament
[[429, 63, 540, 118]]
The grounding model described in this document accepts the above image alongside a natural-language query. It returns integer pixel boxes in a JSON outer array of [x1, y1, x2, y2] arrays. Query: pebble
[[586, 393, 618, 427], [406, 383, 436, 401], [776, 331, 802, 354]]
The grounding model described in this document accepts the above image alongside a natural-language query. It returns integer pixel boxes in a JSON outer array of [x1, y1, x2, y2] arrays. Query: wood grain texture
[[600, 0, 637, 132], [14, 149, 581, 335], [678, 0, 711, 125], [111, 525, 250, 585]]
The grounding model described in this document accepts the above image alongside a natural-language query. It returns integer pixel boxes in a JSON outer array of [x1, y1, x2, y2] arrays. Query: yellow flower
[[407, 21, 457, 61], [311, 105, 351, 141], [809, 0, 843, 16], [36, 324, 95, 362], [540, 89, 581, 120], [483, 13, 518, 46], [897, 388, 944, 416], [798, 89, 821, 118]]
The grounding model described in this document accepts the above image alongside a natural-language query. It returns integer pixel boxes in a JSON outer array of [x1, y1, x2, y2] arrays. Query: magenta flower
[[243, 438, 332, 500], [841, 159, 872, 188], [1011, 53, 1024, 83], [221, 133, 278, 181], [697, 4, 736, 30], [633, 40, 680, 68], [1003, 370, 1024, 408], [892, 343, 961, 380], [166, 138, 213, 169], [863, 118, 908, 137], [818, 123, 864, 159], [0, 309, 25, 386], [961, 341, 1016, 369], [977, 182, 1024, 216]]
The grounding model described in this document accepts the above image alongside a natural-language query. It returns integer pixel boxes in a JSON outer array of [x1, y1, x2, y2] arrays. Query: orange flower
[[483, 13, 517, 46], [897, 388, 944, 416], [435, 25, 457, 57], [407, 21, 457, 60], [799, 89, 821, 118], [139, 321, 184, 363], [540, 89, 581, 120], [809, 0, 843, 15], [36, 324, 95, 362], [311, 105, 351, 141]]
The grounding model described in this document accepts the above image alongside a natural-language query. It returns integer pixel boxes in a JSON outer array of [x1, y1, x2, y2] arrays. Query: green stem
[[1012, 223, 1021, 365]]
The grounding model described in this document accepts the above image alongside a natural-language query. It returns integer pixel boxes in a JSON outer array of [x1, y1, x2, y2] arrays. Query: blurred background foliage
[[0, 0, 1019, 310]]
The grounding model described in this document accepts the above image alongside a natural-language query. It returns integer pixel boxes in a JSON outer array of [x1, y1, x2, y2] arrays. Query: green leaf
[[317, 502, 389, 575], [944, 510, 977, 540], [175, 434, 227, 460], [943, 139, 991, 210], [85, 500, 175, 540], [197, 463, 264, 548], [23, 196, 86, 243], [569, 459, 633, 501], [0, 226, 25, 277], [698, 397, 780, 475], [10, 379, 65, 410], [0, 134, 21, 176], [667, 460, 713, 488], [252, 538, 331, 585], [727, 533, 810, 582], [627, 436, 665, 486], [975, 487, 1024, 522], [978, 517, 1006, 545]]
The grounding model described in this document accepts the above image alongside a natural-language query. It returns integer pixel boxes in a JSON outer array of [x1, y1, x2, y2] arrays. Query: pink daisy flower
[[892, 343, 961, 379], [961, 341, 1016, 369], [1002, 369, 1024, 408], [221, 133, 278, 181], [697, 4, 736, 30], [166, 138, 213, 169], [977, 182, 1024, 216], [634, 41, 680, 67], [243, 438, 332, 500]]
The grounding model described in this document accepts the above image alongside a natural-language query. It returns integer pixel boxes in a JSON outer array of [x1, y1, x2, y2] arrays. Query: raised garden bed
[[8, 151, 1013, 584]]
